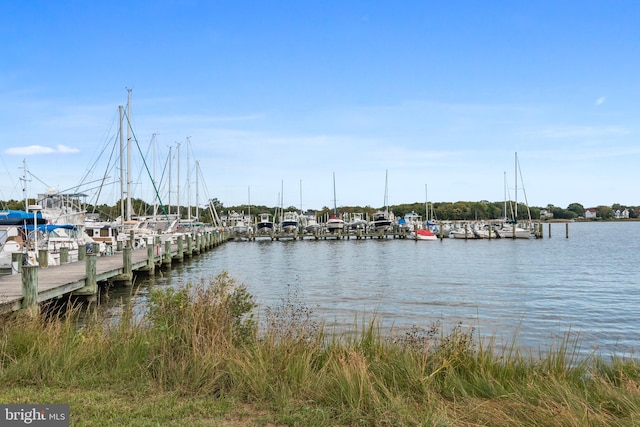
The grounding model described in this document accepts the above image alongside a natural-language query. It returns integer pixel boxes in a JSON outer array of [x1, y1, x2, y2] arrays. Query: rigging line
[[517, 156, 532, 222], [91, 132, 120, 212], [76, 108, 119, 191], [76, 132, 118, 194], [130, 133, 157, 214], [196, 167, 221, 226], [26, 170, 50, 190], [123, 111, 169, 220], [506, 183, 515, 222], [0, 154, 21, 204], [151, 148, 170, 204]]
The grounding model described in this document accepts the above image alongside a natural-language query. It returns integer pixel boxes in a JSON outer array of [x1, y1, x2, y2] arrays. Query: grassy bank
[[1, 273, 638, 426]]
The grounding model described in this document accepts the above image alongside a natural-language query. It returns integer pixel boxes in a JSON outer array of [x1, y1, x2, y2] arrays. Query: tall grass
[[1, 273, 639, 426]]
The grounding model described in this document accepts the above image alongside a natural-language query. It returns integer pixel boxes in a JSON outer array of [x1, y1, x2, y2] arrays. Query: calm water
[[108, 222, 640, 357]]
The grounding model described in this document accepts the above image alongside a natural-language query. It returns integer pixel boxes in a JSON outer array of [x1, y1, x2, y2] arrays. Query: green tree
[[595, 205, 614, 220], [567, 203, 584, 217]]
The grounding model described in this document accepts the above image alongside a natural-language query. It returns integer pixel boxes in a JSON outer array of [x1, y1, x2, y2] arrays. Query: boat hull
[[412, 229, 438, 241]]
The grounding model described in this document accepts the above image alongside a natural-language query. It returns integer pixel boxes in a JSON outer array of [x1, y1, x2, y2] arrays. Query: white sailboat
[[370, 170, 393, 232], [498, 152, 533, 239], [326, 172, 345, 233]]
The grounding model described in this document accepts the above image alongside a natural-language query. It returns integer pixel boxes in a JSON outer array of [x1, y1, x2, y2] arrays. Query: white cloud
[[595, 96, 606, 106], [4, 145, 79, 155], [56, 144, 80, 153]]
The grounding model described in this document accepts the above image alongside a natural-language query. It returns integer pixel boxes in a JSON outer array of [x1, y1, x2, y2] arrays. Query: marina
[[225, 219, 556, 241]]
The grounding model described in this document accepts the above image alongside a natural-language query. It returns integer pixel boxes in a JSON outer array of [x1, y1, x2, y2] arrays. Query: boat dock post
[[21, 266, 39, 316], [60, 247, 70, 264], [73, 253, 98, 301]]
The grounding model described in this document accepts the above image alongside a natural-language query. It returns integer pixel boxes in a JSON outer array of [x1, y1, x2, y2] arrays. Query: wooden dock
[[0, 230, 227, 315]]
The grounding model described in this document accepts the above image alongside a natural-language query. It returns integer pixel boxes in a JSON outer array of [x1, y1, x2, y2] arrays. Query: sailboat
[[498, 152, 533, 239], [326, 172, 345, 233], [370, 170, 393, 232], [411, 184, 437, 240]]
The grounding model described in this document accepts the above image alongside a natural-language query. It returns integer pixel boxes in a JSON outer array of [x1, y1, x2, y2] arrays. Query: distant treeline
[[2, 198, 637, 223]]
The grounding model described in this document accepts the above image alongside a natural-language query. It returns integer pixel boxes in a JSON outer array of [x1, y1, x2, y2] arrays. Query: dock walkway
[[0, 230, 227, 315]]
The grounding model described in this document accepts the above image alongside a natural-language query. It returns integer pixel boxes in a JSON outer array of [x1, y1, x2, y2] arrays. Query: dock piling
[[21, 265, 39, 315]]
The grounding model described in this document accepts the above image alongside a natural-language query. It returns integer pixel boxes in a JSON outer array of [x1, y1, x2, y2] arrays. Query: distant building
[[540, 209, 554, 218], [584, 208, 597, 219], [614, 209, 630, 219]]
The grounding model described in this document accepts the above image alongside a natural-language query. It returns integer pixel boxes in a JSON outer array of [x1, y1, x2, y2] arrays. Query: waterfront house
[[614, 209, 629, 219], [584, 208, 597, 219]]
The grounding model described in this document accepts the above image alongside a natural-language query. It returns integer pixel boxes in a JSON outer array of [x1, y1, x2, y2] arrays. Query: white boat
[[0, 225, 26, 271], [499, 152, 534, 239], [450, 223, 484, 239], [326, 213, 345, 233], [300, 212, 322, 233], [370, 170, 393, 232], [226, 211, 251, 238], [83, 214, 119, 250], [326, 173, 345, 233], [255, 213, 275, 235], [497, 224, 533, 239], [400, 211, 422, 232], [348, 212, 368, 230], [231, 219, 251, 237], [280, 211, 299, 233], [370, 210, 392, 232]]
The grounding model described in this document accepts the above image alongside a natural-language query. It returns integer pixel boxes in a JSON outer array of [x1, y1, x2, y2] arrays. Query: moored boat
[[255, 213, 275, 235], [348, 212, 368, 231], [280, 211, 299, 233], [411, 228, 438, 241], [326, 173, 345, 233]]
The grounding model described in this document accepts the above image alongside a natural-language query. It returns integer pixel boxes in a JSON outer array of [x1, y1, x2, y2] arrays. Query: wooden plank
[[0, 246, 171, 314]]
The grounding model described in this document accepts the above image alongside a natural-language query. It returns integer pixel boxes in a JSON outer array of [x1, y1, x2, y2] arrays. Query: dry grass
[[1, 273, 639, 426]]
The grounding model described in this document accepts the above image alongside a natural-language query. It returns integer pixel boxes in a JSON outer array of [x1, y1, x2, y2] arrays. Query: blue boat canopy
[[24, 224, 77, 232], [0, 210, 46, 225]]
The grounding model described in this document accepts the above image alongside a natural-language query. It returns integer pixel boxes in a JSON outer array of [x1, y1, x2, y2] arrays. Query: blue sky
[[1, 1, 638, 212]]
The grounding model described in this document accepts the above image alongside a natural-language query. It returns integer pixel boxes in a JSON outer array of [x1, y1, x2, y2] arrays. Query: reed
[[0, 274, 638, 426]]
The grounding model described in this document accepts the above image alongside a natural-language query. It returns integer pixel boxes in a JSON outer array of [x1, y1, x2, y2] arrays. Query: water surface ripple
[[123, 222, 639, 357]]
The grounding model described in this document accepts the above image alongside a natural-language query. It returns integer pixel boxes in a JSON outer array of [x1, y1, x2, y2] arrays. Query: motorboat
[[255, 213, 275, 235], [411, 229, 438, 241]]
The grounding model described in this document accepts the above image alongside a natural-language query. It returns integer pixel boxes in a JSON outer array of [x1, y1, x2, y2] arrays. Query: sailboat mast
[[126, 89, 132, 221], [187, 137, 191, 221], [333, 172, 338, 214], [118, 105, 125, 225], [167, 146, 172, 217], [176, 141, 181, 221], [195, 160, 200, 221], [152, 133, 158, 219], [425, 184, 428, 222], [384, 169, 389, 214], [21, 159, 29, 211], [502, 171, 506, 221], [514, 152, 518, 223]]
